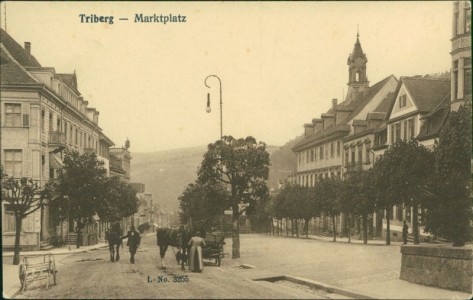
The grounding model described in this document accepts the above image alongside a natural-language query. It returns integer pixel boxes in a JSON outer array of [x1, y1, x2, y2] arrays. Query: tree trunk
[[332, 215, 337, 242], [76, 220, 82, 249], [291, 218, 294, 237], [362, 213, 368, 244], [295, 219, 299, 238], [413, 201, 419, 244], [305, 218, 309, 238], [13, 214, 23, 265], [346, 213, 351, 243], [232, 213, 240, 258], [376, 209, 383, 238], [386, 208, 391, 245], [286, 219, 288, 236], [276, 219, 282, 236]]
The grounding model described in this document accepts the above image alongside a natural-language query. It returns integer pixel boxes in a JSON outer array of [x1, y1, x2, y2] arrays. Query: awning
[[49, 153, 64, 169]]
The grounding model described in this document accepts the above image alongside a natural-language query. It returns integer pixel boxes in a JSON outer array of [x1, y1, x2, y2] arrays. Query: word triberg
[[79, 14, 114, 24]]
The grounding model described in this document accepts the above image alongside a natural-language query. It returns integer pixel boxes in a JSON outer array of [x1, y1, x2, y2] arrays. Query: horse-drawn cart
[[203, 232, 225, 266], [19, 253, 57, 291]]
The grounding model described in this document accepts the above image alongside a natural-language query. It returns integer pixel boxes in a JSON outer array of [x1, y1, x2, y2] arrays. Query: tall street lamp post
[[204, 74, 225, 234]]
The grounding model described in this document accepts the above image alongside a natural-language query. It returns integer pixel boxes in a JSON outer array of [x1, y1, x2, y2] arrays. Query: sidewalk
[[236, 234, 472, 300], [348, 276, 472, 299], [2, 241, 109, 299], [308, 234, 402, 245]]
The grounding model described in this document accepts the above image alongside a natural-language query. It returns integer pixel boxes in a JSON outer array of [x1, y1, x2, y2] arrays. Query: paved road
[[233, 234, 401, 288], [15, 234, 329, 299]]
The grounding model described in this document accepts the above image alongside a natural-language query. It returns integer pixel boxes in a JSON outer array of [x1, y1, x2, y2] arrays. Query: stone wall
[[400, 244, 473, 293]]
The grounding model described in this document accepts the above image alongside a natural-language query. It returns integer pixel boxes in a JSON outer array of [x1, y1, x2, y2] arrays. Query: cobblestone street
[[6, 233, 472, 299], [13, 234, 327, 299]]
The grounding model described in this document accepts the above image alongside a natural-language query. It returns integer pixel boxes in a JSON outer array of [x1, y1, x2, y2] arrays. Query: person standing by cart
[[122, 225, 141, 264], [188, 231, 206, 272]]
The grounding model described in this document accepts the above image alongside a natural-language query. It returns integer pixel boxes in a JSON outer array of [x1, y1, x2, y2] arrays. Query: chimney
[[24, 42, 31, 55], [332, 98, 338, 109]]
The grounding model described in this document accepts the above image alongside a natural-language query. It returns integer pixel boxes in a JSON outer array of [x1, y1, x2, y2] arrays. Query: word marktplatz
[[134, 14, 187, 24]]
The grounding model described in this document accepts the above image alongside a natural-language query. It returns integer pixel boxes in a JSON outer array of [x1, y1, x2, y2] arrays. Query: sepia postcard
[[1, 1, 472, 299]]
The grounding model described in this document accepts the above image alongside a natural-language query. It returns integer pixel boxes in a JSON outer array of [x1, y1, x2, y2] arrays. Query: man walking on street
[[402, 221, 409, 245], [122, 225, 141, 264]]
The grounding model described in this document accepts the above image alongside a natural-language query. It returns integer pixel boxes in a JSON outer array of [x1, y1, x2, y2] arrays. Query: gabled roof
[[417, 94, 451, 141], [0, 28, 41, 67], [367, 112, 386, 120], [373, 91, 396, 115], [0, 46, 38, 84], [336, 75, 397, 124], [402, 77, 451, 112], [55, 73, 78, 90], [293, 75, 397, 151]]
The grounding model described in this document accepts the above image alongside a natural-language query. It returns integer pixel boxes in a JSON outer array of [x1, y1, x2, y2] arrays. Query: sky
[[1, 1, 453, 153]]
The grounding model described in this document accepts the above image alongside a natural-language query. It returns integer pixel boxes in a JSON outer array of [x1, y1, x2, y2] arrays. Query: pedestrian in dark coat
[[122, 225, 141, 263], [402, 221, 409, 245]]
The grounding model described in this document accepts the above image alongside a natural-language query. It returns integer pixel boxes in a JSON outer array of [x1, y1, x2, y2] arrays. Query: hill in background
[[130, 139, 301, 213]]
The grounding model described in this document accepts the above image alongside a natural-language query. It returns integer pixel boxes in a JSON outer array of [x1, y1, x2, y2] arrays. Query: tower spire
[[347, 30, 369, 95]]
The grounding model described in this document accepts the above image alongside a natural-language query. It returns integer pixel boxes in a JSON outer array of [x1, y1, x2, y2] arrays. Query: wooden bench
[[19, 253, 57, 291]]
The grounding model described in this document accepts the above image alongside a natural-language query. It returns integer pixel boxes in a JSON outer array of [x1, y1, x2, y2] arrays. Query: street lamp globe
[[206, 93, 212, 113]]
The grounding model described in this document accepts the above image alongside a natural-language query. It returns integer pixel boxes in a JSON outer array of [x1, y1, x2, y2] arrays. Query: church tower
[[347, 31, 369, 98]]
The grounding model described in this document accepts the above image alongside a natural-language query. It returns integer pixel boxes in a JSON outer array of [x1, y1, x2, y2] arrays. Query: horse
[[156, 219, 207, 270], [156, 226, 184, 270], [106, 223, 123, 262]]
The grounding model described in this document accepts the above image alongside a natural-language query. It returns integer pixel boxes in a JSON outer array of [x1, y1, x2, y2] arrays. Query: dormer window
[[399, 94, 407, 108]]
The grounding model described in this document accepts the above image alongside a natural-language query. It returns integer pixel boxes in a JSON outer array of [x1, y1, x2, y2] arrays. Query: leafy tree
[[272, 185, 289, 235], [302, 185, 320, 238], [53, 150, 107, 248], [178, 181, 228, 227], [315, 177, 341, 242], [198, 136, 270, 258], [338, 175, 357, 243], [373, 139, 434, 245], [425, 104, 472, 246], [351, 170, 376, 244], [1, 167, 52, 265], [96, 176, 140, 223]]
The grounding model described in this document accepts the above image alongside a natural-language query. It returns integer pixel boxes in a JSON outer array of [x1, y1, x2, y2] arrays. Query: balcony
[[48, 131, 66, 146]]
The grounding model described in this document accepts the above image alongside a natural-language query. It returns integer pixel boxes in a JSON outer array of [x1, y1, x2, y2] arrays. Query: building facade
[[290, 34, 398, 237], [451, 1, 471, 110], [1, 29, 115, 250], [370, 76, 451, 241]]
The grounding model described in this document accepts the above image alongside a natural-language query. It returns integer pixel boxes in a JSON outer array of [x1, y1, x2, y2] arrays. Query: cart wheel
[[52, 262, 57, 285], [19, 265, 26, 289]]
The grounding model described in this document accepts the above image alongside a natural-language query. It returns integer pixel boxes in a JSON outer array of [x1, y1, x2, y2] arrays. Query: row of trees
[[272, 170, 375, 244], [1, 150, 140, 265], [270, 104, 472, 247]]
